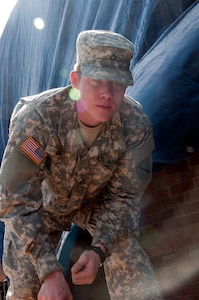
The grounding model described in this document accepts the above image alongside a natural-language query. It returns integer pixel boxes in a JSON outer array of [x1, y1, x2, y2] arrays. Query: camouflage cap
[[76, 30, 134, 86]]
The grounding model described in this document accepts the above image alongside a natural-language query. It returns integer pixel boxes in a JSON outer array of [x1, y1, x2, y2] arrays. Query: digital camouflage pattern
[[0, 86, 163, 299], [105, 236, 163, 300], [76, 30, 134, 85]]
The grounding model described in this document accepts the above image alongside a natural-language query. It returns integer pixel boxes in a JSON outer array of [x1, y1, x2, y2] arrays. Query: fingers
[[71, 252, 88, 274], [72, 268, 95, 285], [71, 251, 100, 285], [71, 261, 94, 285]]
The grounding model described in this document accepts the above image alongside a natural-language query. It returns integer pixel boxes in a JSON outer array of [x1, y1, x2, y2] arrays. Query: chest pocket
[[86, 154, 119, 196], [44, 145, 78, 200]]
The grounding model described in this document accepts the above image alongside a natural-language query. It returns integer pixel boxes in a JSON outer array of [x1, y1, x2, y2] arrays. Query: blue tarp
[[129, 1, 199, 168], [0, 0, 198, 167]]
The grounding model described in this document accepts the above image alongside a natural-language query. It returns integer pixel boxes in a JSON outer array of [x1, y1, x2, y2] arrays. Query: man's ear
[[70, 71, 79, 88]]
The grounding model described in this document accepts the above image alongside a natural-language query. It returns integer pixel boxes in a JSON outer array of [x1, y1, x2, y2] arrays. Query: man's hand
[[37, 270, 73, 300], [71, 248, 102, 285]]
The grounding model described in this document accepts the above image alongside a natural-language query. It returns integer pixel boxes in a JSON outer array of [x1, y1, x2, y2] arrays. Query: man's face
[[70, 71, 126, 127]]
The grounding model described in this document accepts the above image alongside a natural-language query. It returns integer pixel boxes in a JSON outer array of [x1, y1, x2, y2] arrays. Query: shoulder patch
[[20, 137, 46, 165], [137, 158, 151, 181]]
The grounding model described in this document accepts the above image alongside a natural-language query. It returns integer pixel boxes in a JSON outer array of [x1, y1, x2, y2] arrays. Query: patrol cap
[[76, 30, 134, 86]]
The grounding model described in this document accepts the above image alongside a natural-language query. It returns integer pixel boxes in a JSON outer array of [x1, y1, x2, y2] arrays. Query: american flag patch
[[20, 137, 46, 165]]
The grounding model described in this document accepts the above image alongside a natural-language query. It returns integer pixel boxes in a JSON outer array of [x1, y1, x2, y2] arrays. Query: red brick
[[162, 194, 186, 209], [186, 188, 199, 201], [187, 247, 199, 262], [146, 242, 173, 257], [187, 296, 199, 300], [161, 252, 181, 265], [163, 285, 181, 298], [163, 228, 185, 243], [181, 167, 199, 181], [163, 215, 191, 231], [146, 179, 157, 192], [140, 191, 158, 209], [141, 200, 163, 215], [165, 297, 192, 300], [150, 255, 162, 268], [138, 154, 199, 299], [155, 173, 182, 189], [175, 201, 199, 216], [150, 187, 172, 201], [140, 214, 151, 227], [190, 212, 199, 224], [172, 237, 194, 252], [191, 273, 199, 283], [139, 225, 161, 250], [193, 236, 199, 246], [194, 177, 199, 188], [171, 180, 194, 195], [181, 283, 199, 296], [190, 164, 199, 173], [152, 168, 166, 180], [151, 208, 175, 224], [166, 159, 190, 175], [151, 222, 165, 232], [179, 223, 199, 239], [189, 153, 199, 166]]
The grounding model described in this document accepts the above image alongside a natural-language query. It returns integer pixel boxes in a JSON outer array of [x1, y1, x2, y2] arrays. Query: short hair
[[74, 63, 81, 72]]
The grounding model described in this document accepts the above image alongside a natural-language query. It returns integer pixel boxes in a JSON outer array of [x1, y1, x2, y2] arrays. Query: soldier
[[0, 30, 163, 300]]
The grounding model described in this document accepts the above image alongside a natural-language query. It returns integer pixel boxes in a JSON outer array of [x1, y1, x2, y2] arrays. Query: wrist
[[93, 243, 107, 256], [43, 270, 63, 282], [85, 245, 106, 265]]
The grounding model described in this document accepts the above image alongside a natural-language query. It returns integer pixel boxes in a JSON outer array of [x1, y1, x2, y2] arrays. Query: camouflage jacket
[[0, 86, 154, 281]]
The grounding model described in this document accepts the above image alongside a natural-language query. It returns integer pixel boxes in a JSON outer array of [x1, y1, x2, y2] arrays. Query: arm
[[92, 124, 154, 254], [71, 116, 154, 285], [0, 105, 63, 282]]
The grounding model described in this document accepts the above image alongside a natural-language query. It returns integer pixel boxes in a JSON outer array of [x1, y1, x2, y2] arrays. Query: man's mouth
[[97, 104, 111, 109]]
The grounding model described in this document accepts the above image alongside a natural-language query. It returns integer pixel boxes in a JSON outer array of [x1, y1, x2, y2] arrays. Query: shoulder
[[11, 86, 72, 122], [119, 94, 153, 145], [21, 86, 69, 110], [121, 94, 144, 115], [120, 94, 151, 126]]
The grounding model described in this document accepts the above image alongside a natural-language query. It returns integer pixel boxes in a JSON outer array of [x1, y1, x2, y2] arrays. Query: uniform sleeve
[[0, 107, 63, 281], [92, 125, 154, 254]]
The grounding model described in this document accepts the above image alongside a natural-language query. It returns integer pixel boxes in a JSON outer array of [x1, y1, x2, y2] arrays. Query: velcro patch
[[20, 137, 46, 165]]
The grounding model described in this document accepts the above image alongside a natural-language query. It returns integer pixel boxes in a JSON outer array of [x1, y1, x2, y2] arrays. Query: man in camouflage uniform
[[0, 30, 163, 299]]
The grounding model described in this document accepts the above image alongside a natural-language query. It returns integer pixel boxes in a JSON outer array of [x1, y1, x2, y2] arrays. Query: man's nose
[[99, 83, 114, 97]]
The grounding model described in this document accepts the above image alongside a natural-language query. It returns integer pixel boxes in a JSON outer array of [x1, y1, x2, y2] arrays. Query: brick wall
[[140, 153, 199, 299]]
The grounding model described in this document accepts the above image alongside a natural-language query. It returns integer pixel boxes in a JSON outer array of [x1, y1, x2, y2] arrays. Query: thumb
[[71, 261, 83, 273], [71, 254, 87, 273]]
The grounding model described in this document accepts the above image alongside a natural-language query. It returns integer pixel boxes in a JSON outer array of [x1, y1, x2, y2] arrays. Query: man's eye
[[113, 82, 122, 87], [92, 79, 102, 86]]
